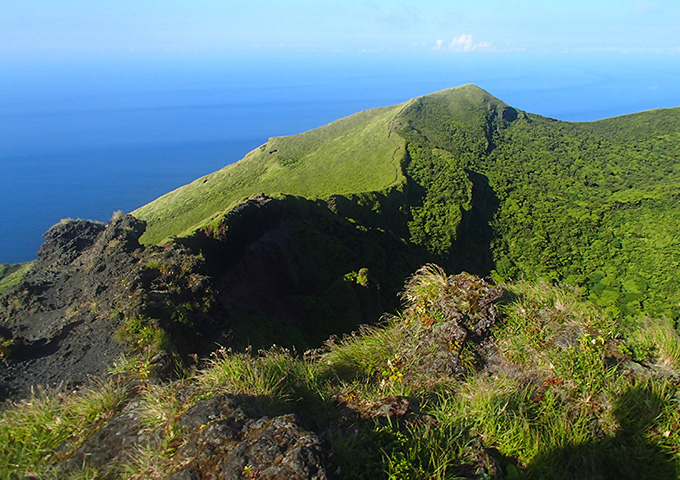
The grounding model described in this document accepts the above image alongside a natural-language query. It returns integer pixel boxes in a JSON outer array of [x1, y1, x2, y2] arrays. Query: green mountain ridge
[[134, 84, 512, 244], [135, 84, 680, 321]]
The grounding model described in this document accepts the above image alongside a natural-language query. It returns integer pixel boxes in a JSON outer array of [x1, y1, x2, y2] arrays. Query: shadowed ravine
[[454, 170, 500, 276]]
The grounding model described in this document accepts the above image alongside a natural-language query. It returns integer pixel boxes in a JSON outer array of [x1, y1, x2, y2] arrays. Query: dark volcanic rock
[[0, 215, 216, 401], [52, 392, 329, 480], [57, 397, 158, 475], [0, 218, 135, 399], [36, 219, 106, 273], [169, 395, 329, 480]]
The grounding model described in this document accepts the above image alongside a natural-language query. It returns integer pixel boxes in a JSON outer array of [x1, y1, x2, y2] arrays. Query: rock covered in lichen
[[398, 265, 503, 379], [168, 395, 328, 480]]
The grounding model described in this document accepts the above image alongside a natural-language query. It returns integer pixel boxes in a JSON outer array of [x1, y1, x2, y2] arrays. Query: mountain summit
[[134, 84, 512, 244]]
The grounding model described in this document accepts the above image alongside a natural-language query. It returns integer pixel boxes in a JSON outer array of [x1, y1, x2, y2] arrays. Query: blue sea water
[[2, 53, 679, 263]]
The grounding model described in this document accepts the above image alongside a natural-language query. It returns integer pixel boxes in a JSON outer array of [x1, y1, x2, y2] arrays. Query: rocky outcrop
[[0, 215, 215, 400], [169, 395, 328, 480], [399, 267, 503, 380], [0, 196, 415, 401], [54, 392, 330, 480]]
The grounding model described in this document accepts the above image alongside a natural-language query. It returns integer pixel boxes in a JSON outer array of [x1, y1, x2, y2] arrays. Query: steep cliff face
[[178, 193, 419, 349]]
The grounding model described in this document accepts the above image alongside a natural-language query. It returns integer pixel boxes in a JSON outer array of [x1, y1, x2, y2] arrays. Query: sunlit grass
[[0, 261, 33, 294], [0, 380, 128, 480], [3, 269, 679, 479], [134, 101, 409, 245]]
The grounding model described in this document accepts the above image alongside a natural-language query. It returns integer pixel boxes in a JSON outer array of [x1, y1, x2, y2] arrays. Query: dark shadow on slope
[[178, 194, 430, 351], [527, 383, 679, 480], [453, 171, 499, 276]]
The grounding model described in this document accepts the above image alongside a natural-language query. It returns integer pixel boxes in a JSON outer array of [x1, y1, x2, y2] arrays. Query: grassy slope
[[0, 262, 33, 294], [3, 268, 679, 479], [134, 100, 410, 244]]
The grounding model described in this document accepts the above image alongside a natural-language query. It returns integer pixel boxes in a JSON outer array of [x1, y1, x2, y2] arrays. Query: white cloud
[[433, 34, 494, 52], [634, 2, 658, 14]]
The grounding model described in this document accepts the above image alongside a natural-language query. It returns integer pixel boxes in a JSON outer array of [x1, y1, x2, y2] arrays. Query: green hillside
[[134, 100, 410, 245], [478, 108, 680, 319], [135, 84, 680, 321]]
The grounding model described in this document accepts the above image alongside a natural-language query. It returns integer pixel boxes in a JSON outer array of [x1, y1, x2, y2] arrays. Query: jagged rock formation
[[400, 268, 503, 379]]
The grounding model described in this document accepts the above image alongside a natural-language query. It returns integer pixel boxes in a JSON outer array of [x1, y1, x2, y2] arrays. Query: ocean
[[2, 52, 679, 263]]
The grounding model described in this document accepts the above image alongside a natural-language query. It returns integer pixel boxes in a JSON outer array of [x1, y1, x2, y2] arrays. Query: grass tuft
[[0, 379, 128, 480]]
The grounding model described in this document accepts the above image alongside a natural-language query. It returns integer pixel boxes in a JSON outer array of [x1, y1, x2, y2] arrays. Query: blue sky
[[2, 0, 679, 61]]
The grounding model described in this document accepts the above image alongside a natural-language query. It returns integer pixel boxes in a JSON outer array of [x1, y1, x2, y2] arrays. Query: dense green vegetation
[[480, 109, 680, 320], [3, 267, 678, 479]]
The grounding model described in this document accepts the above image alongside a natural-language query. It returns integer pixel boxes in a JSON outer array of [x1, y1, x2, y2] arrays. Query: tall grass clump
[[320, 323, 409, 386], [623, 317, 680, 370], [196, 346, 324, 414], [0, 380, 127, 479]]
